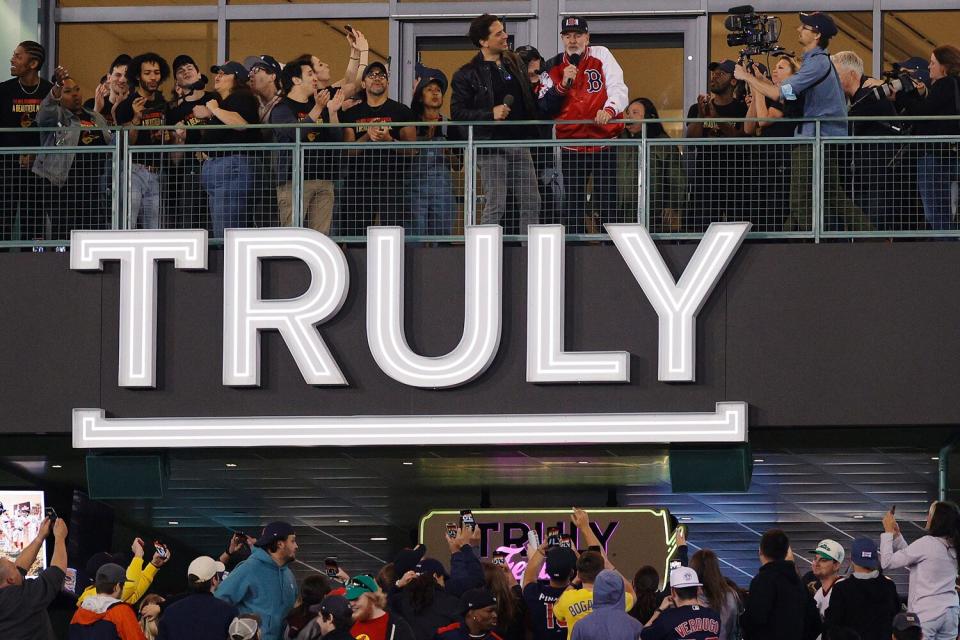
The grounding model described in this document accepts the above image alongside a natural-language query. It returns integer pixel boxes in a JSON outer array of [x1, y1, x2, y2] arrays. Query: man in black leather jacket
[[451, 14, 563, 233]]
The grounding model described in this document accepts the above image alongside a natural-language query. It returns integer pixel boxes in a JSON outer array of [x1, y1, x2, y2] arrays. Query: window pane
[[710, 12, 872, 71], [60, 0, 213, 7], [58, 22, 217, 101], [228, 19, 388, 76], [883, 10, 960, 65]]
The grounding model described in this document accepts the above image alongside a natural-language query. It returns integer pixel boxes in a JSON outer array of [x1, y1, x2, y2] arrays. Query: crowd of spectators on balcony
[[1, 10, 959, 243]]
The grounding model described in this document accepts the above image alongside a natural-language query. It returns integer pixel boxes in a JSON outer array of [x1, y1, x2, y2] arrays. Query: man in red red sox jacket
[[540, 17, 629, 234]]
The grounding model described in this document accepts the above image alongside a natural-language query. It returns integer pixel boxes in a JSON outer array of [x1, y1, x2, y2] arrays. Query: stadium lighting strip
[[366, 226, 503, 388], [72, 402, 746, 448], [70, 230, 208, 388], [222, 229, 349, 386], [607, 222, 750, 382]]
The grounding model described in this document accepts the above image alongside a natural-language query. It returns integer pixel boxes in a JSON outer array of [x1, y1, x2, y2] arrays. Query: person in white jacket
[[880, 501, 960, 640]]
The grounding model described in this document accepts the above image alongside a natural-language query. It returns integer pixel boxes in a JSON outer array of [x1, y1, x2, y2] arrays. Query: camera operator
[[890, 45, 960, 230], [735, 12, 871, 232], [831, 51, 901, 230]]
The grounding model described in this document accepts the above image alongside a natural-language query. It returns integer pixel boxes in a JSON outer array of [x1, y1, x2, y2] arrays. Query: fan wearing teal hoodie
[[215, 522, 299, 640], [571, 570, 644, 640]]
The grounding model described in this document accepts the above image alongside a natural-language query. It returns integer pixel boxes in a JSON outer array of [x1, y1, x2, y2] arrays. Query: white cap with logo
[[187, 556, 226, 581], [810, 539, 845, 564], [670, 566, 703, 589]]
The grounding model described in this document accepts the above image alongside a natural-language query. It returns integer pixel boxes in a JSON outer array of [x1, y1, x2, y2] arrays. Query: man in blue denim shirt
[[733, 12, 870, 231], [735, 12, 847, 137]]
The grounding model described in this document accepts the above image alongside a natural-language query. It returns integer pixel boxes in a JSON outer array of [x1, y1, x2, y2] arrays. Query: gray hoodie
[[571, 570, 643, 640]]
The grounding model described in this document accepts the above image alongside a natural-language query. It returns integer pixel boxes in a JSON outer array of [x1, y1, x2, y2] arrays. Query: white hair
[[831, 51, 864, 76]]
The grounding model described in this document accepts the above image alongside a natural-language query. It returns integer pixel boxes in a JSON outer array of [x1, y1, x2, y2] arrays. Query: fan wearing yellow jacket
[[77, 537, 171, 606]]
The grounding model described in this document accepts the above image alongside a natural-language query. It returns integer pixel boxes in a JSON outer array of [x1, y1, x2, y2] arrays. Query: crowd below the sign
[[0, 502, 958, 640], [2, 9, 960, 243]]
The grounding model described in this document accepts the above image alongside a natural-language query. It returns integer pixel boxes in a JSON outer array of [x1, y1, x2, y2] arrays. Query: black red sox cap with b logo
[[561, 16, 588, 34]]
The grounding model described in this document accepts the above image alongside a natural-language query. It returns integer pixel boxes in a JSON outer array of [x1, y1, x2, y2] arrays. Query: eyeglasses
[[366, 71, 388, 80]]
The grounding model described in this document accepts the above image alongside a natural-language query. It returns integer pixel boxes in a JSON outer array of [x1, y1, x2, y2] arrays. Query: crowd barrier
[[1, 117, 958, 246]]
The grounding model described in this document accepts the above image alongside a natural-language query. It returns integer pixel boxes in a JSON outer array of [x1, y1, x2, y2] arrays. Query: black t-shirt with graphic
[[115, 91, 168, 145], [522, 582, 568, 640], [0, 77, 53, 149], [82, 95, 118, 125], [201, 91, 260, 146], [269, 95, 343, 181], [340, 98, 415, 179], [167, 91, 218, 144], [72, 112, 110, 175]]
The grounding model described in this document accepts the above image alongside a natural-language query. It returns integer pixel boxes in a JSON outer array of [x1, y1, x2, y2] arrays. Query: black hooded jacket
[[740, 560, 821, 640], [823, 572, 901, 640]]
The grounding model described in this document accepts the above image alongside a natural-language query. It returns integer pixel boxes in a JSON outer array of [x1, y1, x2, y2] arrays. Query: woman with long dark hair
[[628, 565, 662, 624], [689, 549, 742, 640], [617, 96, 684, 231], [881, 500, 960, 640], [893, 45, 960, 230], [198, 61, 260, 237], [481, 562, 525, 640]]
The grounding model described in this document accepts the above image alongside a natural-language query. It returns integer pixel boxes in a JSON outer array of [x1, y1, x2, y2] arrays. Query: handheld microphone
[[565, 53, 582, 88], [503, 95, 514, 108]]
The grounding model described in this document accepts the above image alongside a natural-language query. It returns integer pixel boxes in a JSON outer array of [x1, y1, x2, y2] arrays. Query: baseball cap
[[670, 566, 702, 589], [560, 16, 588, 34], [247, 54, 281, 76], [850, 538, 879, 569], [898, 57, 931, 86], [393, 545, 427, 577], [95, 562, 127, 586], [545, 547, 577, 580], [462, 587, 497, 611], [709, 59, 737, 75], [173, 54, 198, 73], [228, 616, 260, 640], [416, 558, 450, 579], [415, 64, 448, 95], [810, 539, 845, 564], [187, 556, 226, 581], [253, 521, 295, 548], [362, 61, 388, 80], [211, 61, 249, 84], [799, 12, 839, 38], [344, 575, 378, 600], [320, 594, 353, 620], [892, 612, 922, 631]]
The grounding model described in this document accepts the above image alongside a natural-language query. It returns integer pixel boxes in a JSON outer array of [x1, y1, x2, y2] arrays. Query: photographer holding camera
[[735, 11, 871, 231], [830, 51, 903, 230], [891, 45, 960, 230]]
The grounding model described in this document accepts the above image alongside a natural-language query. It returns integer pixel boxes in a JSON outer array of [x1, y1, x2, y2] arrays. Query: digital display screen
[[0, 490, 47, 577]]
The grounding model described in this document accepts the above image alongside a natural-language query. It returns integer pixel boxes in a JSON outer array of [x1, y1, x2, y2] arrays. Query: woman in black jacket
[[895, 45, 960, 230]]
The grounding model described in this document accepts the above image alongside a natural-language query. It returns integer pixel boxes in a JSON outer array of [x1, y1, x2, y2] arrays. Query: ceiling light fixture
[[577, 461, 590, 464], [753, 458, 765, 463], [370, 536, 388, 541], [338, 519, 350, 524], [932, 456, 940, 461], [852, 515, 864, 519], [679, 516, 693, 521], [225, 463, 238, 468], [168, 521, 179, 525], [402, 461, 414, 466], [51, 464, 62, 469]]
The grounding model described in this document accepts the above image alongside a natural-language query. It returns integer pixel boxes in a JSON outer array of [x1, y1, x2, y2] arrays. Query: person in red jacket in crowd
[[539, 16, 629, 234]]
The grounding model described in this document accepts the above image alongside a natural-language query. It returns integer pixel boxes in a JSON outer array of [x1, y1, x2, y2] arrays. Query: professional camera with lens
[[724, 5, 784, 59], [872, 63, 921, 100]]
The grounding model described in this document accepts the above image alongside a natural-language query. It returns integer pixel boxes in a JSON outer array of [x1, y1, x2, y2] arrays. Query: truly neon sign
[[70, 224, 750, 448]]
